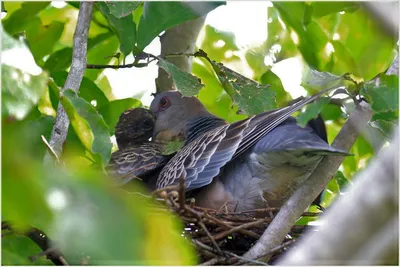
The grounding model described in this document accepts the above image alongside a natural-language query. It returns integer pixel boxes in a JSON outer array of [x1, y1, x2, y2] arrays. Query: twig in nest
[[210, 219, 268, 242], [184, 206, 222, 254], [179, 174, 186, 211], [199, 257, 224, 266], [202, 213, 261, 239], [192, 239, 268, 266]]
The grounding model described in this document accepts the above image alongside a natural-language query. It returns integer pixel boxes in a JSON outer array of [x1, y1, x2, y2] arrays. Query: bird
[[147, 90, 349, 212], [107, 108, 169, 187]]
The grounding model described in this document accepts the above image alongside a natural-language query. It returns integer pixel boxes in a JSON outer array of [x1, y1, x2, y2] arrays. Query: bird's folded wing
[[108, 143, 168, 184], [232, 87, 338, 159], [157, 117, 252, 190]]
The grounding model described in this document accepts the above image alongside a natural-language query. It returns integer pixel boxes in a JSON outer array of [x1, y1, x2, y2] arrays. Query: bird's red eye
[[159, 97, 170, 109]]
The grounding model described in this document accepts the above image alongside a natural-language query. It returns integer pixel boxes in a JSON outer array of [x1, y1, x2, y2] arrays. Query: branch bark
[[243, 101, 373, 261], [43, 2, 93, 166], [278, 129, 398, 265], [155, 17, 206, 93]]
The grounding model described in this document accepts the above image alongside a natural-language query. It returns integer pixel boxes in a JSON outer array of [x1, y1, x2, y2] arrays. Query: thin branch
[[43, 2, 93, 166], [86, 55, 157, 69]]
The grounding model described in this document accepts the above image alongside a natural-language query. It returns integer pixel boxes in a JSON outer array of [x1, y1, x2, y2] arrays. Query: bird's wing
[[156, 117, 252, 190], [107, 143, 169, 184], [232, 87, 338, 159]]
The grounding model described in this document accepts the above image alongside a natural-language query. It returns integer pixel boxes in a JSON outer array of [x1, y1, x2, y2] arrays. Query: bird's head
[[115, 107, 155, 149], [150, 91, 212, 141]]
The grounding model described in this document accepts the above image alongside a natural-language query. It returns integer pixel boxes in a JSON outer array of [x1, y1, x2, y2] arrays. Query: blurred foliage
[[1, 1, 398, 265]]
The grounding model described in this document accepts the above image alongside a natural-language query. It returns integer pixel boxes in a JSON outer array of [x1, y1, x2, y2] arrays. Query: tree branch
[[278, 129, 398, 265], [155, 17, 206, 93], [243, 101, 373, 261], [43, 2, 93, 166]]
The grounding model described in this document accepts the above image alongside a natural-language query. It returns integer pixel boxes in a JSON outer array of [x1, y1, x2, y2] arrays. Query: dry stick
[[199, 257, 223, 266], [202, 213, 261, 239], [243, 101, 373, 262], [200, 219, 268, 243], [185, 206, 222, 254], [43, 2, 93, 166], [192, 240, 268, 266], [178, 174, 186, 211]]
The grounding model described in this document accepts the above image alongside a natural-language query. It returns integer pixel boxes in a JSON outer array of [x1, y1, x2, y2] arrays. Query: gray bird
[[148, 90, 349, 212]]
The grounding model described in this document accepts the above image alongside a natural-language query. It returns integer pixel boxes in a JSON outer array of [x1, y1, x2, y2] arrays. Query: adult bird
[[148, 90, 349, 212]]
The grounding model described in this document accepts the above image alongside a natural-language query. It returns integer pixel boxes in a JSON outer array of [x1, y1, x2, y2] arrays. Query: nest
[[149, 181, 321, 265]]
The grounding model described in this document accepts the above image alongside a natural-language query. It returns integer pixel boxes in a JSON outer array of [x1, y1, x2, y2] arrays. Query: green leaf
[[199, 25, 239, 63], [303, 3, 313, 27], [43, 32, 115, 73], [334, 170, 351, 192], [330, 40, 360, 76], [334, 8, 397, 80], [98, 98, 142, 135], [2, 2, 50, 35], [85, 36, 120, 81], [60, 89, 112, 166], [320, 103, 344, 121], [216, 63, 276, 115], [26, 21, 65, 64], [42, 47, 72, 72], [158, 58, 204, 96], [51, 71, 110, 110], [97, 2, 136, 56], [2, 122, 54, 231], [1, 2, 7, 12], [362, 74, 399, 113], [162, 140, 185, 156], [105, 1, 142, 18], [1, 64, 48, 120], [2, 234, 54, 265], [193, 58, 245, 123], [297, 97, 330, 127], [302, 68, 345, 90], [311, 2, 360, 18], [273, 2, 329, 69], [137, 2, 224, 50], [46, 166, 196, 265], [260, 70, 291, 107]]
